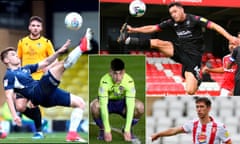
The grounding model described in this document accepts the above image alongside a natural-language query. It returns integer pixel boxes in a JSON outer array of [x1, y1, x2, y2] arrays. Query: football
[[129, 0, 146, 17], [64, 12, 83, 30]]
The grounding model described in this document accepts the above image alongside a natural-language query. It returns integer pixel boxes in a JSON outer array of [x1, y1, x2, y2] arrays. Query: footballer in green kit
[[90, 57, 145, 142]]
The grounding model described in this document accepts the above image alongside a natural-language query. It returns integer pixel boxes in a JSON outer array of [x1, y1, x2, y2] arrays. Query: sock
[[69, 108, 83, 132], [131, 118, 139, 127], [93, 118, 103, 129], [22, 107, 42, 132], [64, 46, 82, 69], [126, 37, 150, 48]]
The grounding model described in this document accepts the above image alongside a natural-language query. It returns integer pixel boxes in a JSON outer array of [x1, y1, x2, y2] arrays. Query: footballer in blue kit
[[4, 64, 70, 107], [1, 28, 93, 142]]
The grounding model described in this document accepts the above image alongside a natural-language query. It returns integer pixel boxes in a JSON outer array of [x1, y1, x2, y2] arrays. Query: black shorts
[[171, 43, 202, 80], [234, 78, 240, 95]]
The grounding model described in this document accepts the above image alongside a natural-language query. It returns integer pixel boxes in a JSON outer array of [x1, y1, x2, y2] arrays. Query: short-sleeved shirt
[[157, 14, 210, 56], [221, 54, 237, 90], [98, 73, 136, 100], [182, 117, 231, 144], [17, 36, 54, 80]]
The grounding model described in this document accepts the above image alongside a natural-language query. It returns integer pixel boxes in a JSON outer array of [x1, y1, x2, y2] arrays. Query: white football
[[129, 0, 146, 17], [65, 12, 83, 31]]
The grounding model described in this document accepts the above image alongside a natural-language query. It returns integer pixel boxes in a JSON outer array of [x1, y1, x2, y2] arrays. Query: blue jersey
[[3, 64, 70, 107], [3, 64, 39, 100]]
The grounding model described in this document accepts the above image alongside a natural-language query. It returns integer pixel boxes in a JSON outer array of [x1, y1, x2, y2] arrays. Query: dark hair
[[29, 16, 43, 24], [0, 47, 16, 63], [195, 97, 212, 107], [168, 2, 183, 9], [111, 58, 125, 71]]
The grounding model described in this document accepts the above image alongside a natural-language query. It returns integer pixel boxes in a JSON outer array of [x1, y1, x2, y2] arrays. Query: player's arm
[[4, 89, 22, 126], [38, 39, 71, 70], [151, 126, 185, 141], [124, 80, 136, 133], [227, 47, 238, 69], [127, 25, 159, 34], [202, 66, 224, 74], [98, 78, 111, 133], [208, 22, 239, 45]]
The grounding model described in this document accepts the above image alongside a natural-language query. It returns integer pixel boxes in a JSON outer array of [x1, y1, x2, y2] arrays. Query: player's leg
[[64, 28, 93, 69], [90, 99, 114, 142], [184, 71, 199, 95], [90, 99, 105, 140], [15, 97, 43, 139], [122, 99, 144, 140], [118, 24, 174, 57], [47, 28, 93, 81], [66, 93, 86, 142]]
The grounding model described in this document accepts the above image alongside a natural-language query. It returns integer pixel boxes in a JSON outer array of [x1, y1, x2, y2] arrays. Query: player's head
[[110, 58, 125, 84], [168, 2, 185, 22], [195, 97, 212, 119], [28, 16, 43, 37], [0, 47, 20, 66]]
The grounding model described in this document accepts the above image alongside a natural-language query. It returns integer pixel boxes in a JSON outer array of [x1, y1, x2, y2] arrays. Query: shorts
[[171, 43, 202, 80], [31, 71, 71, 107], [108, 99, 126, 118]]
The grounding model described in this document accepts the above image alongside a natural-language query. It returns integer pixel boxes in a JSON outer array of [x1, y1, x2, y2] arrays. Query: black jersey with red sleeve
[[157, 14, 211, 56]]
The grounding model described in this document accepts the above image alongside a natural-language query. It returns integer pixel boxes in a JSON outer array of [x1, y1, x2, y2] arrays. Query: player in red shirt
[[151, 97, 232, 144], [202, 43, 237, 96]]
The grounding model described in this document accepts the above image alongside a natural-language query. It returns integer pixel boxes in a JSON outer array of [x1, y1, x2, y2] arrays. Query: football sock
[[22, 107, 42, 132], [93, 118, 103, 129], [64, 45, 82, 69], [131, 118, 139, 127], [125, 37, 150, 48], [69, 108, 83, 132]]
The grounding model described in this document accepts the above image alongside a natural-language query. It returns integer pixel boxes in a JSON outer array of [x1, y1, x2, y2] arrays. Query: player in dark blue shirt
[[1, 28, 93, 142], [118, 2, 239, 95]]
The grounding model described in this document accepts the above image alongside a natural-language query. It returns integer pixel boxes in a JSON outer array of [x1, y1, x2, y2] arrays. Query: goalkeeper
[[90, 58, 144, 142]]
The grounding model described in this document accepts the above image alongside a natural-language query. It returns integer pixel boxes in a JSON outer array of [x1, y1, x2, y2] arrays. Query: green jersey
[[98, 73, 136, 132]]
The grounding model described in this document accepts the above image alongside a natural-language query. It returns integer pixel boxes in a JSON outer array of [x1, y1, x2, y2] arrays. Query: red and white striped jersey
[[182, 117, 231, 144]]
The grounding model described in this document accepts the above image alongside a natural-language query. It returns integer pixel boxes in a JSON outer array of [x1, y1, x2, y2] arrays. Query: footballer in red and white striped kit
[[151, 97, 232, 144]]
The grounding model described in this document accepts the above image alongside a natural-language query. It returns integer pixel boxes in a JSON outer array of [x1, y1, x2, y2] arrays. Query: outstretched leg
[[66, 94, 86, 142], [48, 28, 93, 81]]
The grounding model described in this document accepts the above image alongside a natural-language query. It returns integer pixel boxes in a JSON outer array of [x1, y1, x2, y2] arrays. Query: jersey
[[3, 64, 70, 107], [98, 73, 136, 100], [221, 54, 237, 90], [182, 117, 231, 144], [98, 73, 136, 133], [157, 14, 210, 56], [17, 36, 54, 80]]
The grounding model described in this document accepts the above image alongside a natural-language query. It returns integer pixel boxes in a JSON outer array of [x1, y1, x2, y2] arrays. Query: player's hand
[[123, 131, 132, 141], [151, 133, 159, 141], [104, 132, 112, 142], [58, 39, 71, 54], [14, 115, 22, 127], [229, 36, 240, 46], [202, 66, 209, 73]]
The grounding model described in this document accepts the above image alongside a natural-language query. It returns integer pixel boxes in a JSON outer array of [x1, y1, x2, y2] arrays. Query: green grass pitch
[[89, 55, 146, 144], [0, 132, 88, 143]]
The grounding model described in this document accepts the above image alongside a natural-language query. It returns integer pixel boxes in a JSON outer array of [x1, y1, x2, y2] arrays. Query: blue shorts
[[31, 71, 70, 107], [108, 99, 126, 117]]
